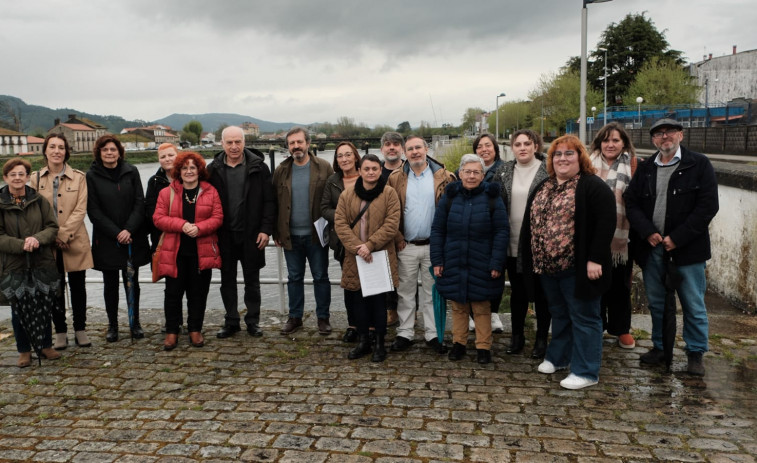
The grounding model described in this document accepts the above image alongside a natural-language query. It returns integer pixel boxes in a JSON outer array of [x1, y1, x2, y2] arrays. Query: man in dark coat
[[207, 126, 277, 338], [624, 118, 719, 376]]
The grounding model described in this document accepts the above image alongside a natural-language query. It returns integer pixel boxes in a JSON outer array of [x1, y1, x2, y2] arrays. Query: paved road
[[1, 306, 756, 461]]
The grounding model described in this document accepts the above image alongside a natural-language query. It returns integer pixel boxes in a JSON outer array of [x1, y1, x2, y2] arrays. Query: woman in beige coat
[[335, 154, 400, 363], [31, 134, 94, 349]]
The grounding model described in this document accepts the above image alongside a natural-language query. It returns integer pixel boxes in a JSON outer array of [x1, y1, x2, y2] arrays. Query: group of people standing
[[3, 119, 718, 388]]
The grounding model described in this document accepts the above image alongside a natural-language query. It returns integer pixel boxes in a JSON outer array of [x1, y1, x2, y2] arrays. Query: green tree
[[623, 57, 700, 106], [586, 12, 684, 106], [396, 121, 411, 134], [215, 123, 229, 141], [528, 69, 602, 134], [180, 131, 199, 145], [182, 120, 203, 143], [460, 107, 485, 135]]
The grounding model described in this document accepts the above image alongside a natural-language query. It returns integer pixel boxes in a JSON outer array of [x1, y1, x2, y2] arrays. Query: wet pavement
[[1, 303, 757, 462]]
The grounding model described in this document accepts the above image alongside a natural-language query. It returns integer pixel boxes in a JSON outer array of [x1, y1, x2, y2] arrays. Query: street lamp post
[[704, 78, 709, 127], [636, 96, 643, 126], [590, 106, 596, 137], [495, 92, 506, 141], [598, 46, 608, 125], [580, 0, 613, 144]]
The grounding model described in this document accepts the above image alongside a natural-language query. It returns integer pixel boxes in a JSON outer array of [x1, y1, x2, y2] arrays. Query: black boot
[[506, 334, 524, 355], [106, 323, 119, 343], [348, 334, 372, 360], [106, 309, 119, 342], [131, 311, 145, 339], [531, 337, 548, 359], [371, 335, 387, 362]]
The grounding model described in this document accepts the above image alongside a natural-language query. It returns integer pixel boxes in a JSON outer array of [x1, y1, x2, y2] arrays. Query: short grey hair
[[459, 153, 484, 172], [222, 125, 244, 142], [381, 131, 404, 148]]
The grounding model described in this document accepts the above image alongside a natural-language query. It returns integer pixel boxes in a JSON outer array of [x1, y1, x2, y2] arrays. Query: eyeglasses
[[461, 169, 483, 177], [336, 153, 353, 159], [651, 129, 680, 139], [553, 151, 576, 159]]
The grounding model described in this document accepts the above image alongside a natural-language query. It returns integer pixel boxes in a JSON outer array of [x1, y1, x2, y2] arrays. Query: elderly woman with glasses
[[431, 154, 509, 364], [522, 135, 615, 389]]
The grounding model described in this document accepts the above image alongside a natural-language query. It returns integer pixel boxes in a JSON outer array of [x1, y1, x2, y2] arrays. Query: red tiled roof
[[27, 136, 45, 143], [60, 123, 94, 131], [0, 128, 25, 136]]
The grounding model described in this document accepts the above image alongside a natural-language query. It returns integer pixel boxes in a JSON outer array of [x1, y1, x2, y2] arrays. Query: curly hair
[[171, 151, 209, 182]]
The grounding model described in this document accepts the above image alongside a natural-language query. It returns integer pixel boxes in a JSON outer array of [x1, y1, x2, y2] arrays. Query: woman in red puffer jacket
[[153, 151, 223, 350]]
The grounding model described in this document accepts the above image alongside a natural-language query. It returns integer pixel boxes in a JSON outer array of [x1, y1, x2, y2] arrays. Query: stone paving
[[1, 306, 757, 462]]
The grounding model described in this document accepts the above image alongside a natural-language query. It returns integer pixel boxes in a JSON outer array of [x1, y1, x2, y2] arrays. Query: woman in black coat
[[86, 135, 150, 342], [145, 143, 177, 252]]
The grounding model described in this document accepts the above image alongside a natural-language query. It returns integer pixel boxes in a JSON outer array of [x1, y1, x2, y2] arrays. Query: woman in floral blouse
[[521, 135, 615, 390]]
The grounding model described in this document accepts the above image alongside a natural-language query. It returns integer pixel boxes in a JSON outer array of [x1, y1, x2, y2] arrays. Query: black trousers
[[345, 290, 387, 336], [164, 254, 211, 334], [507, 256, 551, 339], [102, 267, 140, 326], [600, 261, 633, 336], [220, 235, 261, 327], [53, 251, 87, 332]]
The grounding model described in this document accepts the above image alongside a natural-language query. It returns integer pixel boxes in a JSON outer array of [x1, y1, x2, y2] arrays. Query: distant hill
[[0, 95, 309, 136], [0, 95, 145, 135], [153, 113, 308, 133]]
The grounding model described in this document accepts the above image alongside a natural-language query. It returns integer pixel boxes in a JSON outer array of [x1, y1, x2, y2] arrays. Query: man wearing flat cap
[[624, 118, 719, 376]]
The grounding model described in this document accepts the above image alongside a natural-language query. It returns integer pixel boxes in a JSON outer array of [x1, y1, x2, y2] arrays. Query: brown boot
[[17, 352, 31, 368], [280, 317, 302, 335], [40, 347, 62, 360]]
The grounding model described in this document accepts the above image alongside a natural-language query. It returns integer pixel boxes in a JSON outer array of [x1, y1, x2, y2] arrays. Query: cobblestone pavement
[[1, 306, 757, 462]]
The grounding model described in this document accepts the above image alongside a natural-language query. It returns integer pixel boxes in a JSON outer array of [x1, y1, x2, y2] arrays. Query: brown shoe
[[387, 309, 399, 327], [189, 332, 205, 348], [40, 347, 62, 360], [280, 317, 302, 335], [17, 352, 31, 368], [317, 318, 332, 336], [164, 333, 178, 351]]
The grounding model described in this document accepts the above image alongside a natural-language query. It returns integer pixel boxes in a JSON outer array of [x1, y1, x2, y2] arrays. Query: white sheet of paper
[[356, 250, 394, 297], [314, 217, 329, 247]]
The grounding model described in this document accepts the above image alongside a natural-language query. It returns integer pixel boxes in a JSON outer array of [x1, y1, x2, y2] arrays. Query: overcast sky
[[2, 0, 754, 130]]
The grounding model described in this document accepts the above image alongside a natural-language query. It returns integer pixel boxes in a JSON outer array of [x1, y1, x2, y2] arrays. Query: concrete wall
[[690, 49, 757, 105], [707, 161, 757, 310]]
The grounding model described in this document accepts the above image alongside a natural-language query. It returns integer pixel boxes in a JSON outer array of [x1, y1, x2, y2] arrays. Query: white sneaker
[[491, 313, 503, 333], [560, 373, 598, 390], [468, 317, 475, 332], [538, 360, 560, 374]]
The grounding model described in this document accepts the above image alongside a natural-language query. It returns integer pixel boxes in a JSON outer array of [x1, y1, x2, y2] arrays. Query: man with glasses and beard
[[624, 118, 718, 376], [387, 135, 454, 354], [273, 127, 334, 336]]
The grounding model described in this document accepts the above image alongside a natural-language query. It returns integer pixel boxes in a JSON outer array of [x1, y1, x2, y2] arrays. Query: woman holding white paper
[[335, 154, 400, 363]]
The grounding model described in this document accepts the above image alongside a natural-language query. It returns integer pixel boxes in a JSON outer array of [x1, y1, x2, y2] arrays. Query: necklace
[[184, 191, 198, 204]]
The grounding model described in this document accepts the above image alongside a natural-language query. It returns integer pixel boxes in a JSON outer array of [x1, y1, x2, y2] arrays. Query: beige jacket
[[334, 184, 400, 291], [31, 165, 94, 272], [386, 157, 454, 248]]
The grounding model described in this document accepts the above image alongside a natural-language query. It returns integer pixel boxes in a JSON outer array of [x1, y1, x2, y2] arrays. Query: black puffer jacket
[[144, 167, 170, 251], [86, 161, 150, 270], [207, 148, 277, 270]]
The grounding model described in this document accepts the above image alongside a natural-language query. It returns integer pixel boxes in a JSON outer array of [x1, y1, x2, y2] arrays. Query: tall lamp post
[[590, 106, 596, 137], [636, 96, 643, 126], [495, 92, 506, 141], [598, 46, 608, 125], [580, 0, 613, 144]]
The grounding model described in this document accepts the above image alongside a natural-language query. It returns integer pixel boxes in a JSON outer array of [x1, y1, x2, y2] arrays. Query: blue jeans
[[540, 268, 603, 381], [643, 246, 708, 353], [283, 234, 330, 319]]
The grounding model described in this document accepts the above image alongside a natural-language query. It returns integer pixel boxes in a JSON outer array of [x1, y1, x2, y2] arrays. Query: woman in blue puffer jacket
[[431, 154, 509, 364]]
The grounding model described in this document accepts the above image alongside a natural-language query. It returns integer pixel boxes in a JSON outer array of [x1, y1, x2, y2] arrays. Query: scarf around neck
[[590, 150, 632, 265], [354, 175, 386, 202]]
